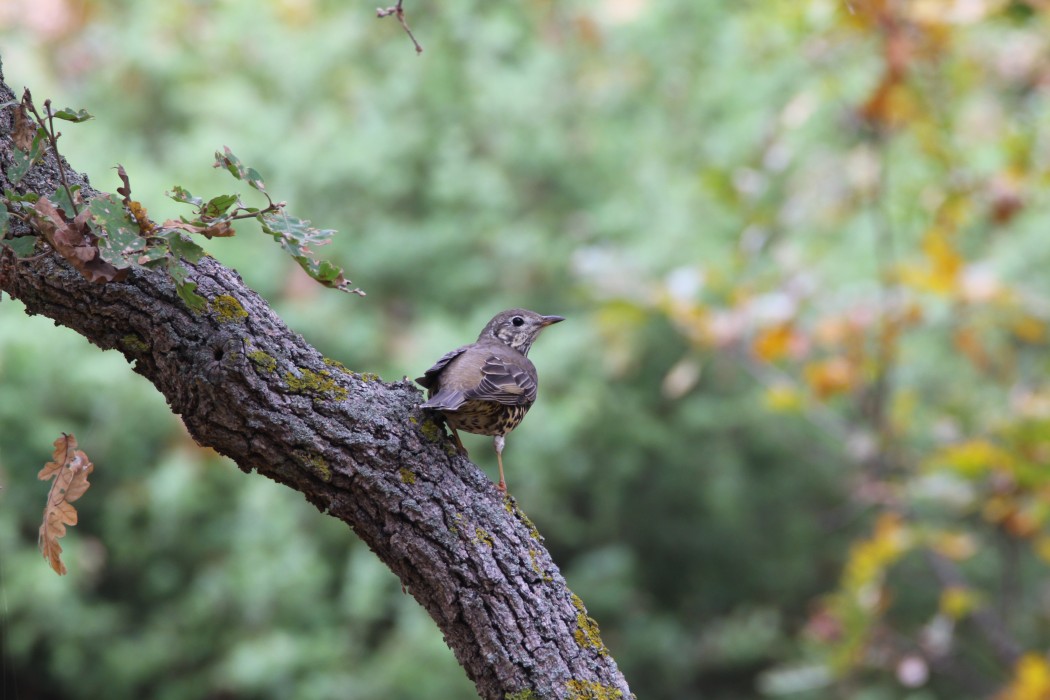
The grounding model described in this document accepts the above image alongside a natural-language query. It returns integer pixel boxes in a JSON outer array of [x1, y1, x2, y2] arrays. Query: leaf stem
[[377, 0, 423, 54], [23, 94, 80, 216]]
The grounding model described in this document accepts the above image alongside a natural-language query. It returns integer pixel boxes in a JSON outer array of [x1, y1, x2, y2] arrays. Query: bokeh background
[[4, 1, 1050, 698]]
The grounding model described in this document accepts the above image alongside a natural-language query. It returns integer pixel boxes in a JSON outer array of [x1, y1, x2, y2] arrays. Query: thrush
[[416, 308, 564, 492]]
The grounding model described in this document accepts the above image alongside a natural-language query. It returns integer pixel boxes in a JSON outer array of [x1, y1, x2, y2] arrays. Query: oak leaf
[[38, 433, 95, 576], [32, 197, 129, 283]]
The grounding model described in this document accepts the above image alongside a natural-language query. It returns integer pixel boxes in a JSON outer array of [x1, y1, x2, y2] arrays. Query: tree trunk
[[0, 63, 634, 700]]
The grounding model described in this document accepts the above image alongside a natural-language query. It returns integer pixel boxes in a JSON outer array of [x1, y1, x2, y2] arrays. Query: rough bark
[[0, 64, 633, 700]]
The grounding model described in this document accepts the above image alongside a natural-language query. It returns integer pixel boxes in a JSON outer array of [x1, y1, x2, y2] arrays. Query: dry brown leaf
[[31, 197, 129, 283], [38, 433, 95, 576], [160, 218, 235, 238], [12, 101, 36, 152]]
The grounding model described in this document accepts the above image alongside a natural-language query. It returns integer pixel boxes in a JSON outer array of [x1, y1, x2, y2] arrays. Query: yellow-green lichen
[[248, 350, 277, 373], [399, 467, 417, 485], [505, 691, 541, 700], [210, 294, 248, 323], [301, 452, 331, 482], [284, 368, 349, 402], [419, 418, 443, 443], [565, 680, 622, 700], [529, 549, 553, 583], [571, 593, 609, 656], [505, 495, 542, 541], [359, 372, 380, 382], [323, 357, 351, 374], [473, 527, 494, 548], [449, 512, 464, 536], [120, 334, 149, 353], [409, 416, 418, 424]]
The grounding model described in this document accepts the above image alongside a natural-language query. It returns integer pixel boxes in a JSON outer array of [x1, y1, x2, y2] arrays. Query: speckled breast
[[443, 401, 531, 437]]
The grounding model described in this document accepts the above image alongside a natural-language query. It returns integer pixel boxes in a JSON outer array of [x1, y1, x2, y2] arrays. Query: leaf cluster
[[1, 92, 361, 310]]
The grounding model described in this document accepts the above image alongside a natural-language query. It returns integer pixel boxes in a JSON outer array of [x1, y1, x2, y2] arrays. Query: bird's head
[[478, 308, 564, 356]]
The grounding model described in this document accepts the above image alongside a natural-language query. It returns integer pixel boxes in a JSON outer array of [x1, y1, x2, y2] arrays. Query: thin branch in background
[[925, 549, 1023, 668], [998, 530, 1021, 630], [377, 0, 423, 54], [864, 134, 901, 478]]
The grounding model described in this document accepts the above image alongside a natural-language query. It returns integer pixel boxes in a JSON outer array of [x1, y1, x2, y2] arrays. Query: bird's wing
[[467, 354, 538, 406], [420, 388, 468, 411], [415, 345, 470, 389]]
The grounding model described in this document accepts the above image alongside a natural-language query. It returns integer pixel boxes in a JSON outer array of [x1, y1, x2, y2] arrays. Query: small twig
[[377, 0, 423, 54], [15, 244, 54, 264], [23, 94, 80, 217], [227, 201, 281, 222], [925, 549, 1022, 668]]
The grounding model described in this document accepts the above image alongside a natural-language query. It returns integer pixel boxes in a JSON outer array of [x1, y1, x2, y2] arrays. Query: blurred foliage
[[4, 0, 1050, 698]]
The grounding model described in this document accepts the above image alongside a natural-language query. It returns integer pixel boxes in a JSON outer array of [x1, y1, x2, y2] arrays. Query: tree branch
[[0, 68, 632, 700]]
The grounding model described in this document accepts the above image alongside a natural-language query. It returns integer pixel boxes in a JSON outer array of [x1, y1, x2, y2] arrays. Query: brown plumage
[[416, 308, 564, 492]]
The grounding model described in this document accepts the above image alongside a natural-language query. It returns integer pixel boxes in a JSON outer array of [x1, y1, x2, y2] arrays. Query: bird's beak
[[541, 315, 565, 326]]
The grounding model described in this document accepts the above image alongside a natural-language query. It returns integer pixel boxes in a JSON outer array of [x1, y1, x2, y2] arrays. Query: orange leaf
[[38, 433, 95, 576], [753, 323, 795, 362], [954, 327, 993, 373], [804, 357, 856, 399]]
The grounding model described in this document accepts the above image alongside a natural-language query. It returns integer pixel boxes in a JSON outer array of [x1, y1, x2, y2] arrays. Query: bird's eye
[[512, 316, 525, 327]]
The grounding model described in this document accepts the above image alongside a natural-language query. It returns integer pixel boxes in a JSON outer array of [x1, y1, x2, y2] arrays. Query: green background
[[4, 1, 1050, 698]]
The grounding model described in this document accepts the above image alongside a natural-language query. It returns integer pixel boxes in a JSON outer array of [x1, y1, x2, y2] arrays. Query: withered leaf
[[12, 101, 36, 152], [160, 218, 236, 239], [32, 197, 129, 283], [115, 164, 132, 203], [38, 433, 95, 576]]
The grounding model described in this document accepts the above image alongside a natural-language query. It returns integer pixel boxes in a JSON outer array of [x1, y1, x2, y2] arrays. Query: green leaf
[[87, 194, 146, 268], [0, 207, 7, 236], [214, 147, 266, 191], [202, 193, 240, 219], [49, 185, 81, 217], [9, 130, 46, 185], [259, 210, 360, 293], [169, 260, 207, 311], [50, 107, 94, 123], [1, 235, 39, 258], [259, 210, 337, 248], [5, 189, 39, 204], [168, 185, 203, 208], [163, 230, 207, 263], [135, 245, 170, 266]]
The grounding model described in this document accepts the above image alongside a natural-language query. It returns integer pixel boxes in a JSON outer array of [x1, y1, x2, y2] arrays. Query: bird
[[416, 308, 564, 492]]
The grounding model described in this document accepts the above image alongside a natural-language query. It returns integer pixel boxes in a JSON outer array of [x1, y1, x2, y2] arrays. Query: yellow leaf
[[1013, 315, 1047, 345], [764, 383, 803, 412], [843, 513, 912, 594], [1034, 536, 1050, 565], [939, 586, 980, 620], [928, 439, 1013, 478], [931, 531, 977, 561], [997, 653, 1050, 700], [921, 228, 964, 293]]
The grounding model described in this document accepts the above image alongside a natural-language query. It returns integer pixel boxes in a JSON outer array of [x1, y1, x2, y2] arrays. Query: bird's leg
[[450, 426, 468, 456], [494, 434, 507, 492]]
